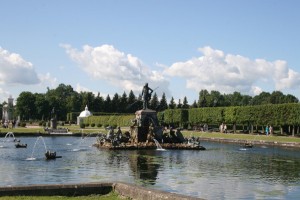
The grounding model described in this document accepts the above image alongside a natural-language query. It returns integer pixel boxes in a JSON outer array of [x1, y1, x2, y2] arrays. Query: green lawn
[[183, 131, 300, 143]]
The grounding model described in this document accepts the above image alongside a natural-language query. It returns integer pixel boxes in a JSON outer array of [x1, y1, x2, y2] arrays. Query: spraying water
[[26, 136, 48, 160], [153, 138, 165, 151], [4, 132, 16, 142], [1, 132, 16, 148]]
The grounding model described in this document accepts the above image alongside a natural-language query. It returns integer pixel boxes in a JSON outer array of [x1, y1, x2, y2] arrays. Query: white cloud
[[62, 44, 170, 96], [164, 46, 300, 95], [38, 73, 58, 88], [0, 47, 40, 85], [75, 83, 98, 96]]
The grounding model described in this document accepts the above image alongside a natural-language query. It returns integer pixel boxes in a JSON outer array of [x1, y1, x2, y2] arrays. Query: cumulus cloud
[[164, 46, 300, 95], [38, 72, 58, 88], [61, 44, 170, 96], [0, 47, 40, 85], [75, 83, 100, 96]]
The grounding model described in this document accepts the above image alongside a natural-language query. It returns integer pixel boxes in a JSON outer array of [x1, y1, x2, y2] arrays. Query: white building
[[77, 105, 92, 125]]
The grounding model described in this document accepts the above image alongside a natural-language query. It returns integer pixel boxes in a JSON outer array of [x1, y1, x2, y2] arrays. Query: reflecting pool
[[0, 136, 300, 199]]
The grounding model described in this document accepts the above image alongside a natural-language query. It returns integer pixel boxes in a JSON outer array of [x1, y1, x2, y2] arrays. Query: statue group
[[94, 83, 206, 150]]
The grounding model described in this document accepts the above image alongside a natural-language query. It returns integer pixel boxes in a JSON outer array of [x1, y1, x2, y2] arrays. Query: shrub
[[80, 123, 85, 128], [91, 123, 95, 127], [97, 123, 102, 128]]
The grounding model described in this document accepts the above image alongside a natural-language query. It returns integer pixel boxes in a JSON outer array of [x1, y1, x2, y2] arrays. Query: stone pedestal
[[51, 118, 57, 129], [133, 109, 162, 143]]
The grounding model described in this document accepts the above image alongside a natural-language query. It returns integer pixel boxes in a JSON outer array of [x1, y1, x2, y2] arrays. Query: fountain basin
[[93, 142, 206, 150]]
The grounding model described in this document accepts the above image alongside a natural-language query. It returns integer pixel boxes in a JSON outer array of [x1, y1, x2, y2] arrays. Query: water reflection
[[129, 150, 161, 185], [0, 136, 300, 199]]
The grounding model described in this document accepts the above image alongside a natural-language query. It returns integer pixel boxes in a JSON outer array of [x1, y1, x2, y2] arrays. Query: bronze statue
[[142, 83, 153, 109]]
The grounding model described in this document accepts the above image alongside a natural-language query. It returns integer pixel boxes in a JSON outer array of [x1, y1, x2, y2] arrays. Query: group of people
[[1, 119, 16, 128], [265, 125, 273, 136], [219, 123, 228, 133]]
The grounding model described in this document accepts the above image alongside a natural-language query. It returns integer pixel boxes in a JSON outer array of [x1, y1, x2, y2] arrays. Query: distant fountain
[[26, 136, 48, 160], [1, 132, 17, 148], [153, 139, 165, 151], [4, 132, 16, 142], [70, 136, 90, 152]]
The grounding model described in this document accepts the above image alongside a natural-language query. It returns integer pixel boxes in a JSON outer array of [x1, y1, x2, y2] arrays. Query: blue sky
[[1, 0, 300, 104]]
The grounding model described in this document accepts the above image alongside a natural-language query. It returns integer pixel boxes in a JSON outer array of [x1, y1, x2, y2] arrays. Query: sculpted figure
[[142, 83, 153, 109]]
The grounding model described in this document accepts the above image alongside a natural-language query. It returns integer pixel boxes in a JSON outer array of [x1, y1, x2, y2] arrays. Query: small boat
[[45, 151, 62, 159], [15, 143, 27, 148]]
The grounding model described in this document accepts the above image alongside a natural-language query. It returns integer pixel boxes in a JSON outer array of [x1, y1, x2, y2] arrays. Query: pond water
[[0, 136, 300, 199]]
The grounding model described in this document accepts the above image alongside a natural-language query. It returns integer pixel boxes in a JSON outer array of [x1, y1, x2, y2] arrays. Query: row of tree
[[162, 103, 300, 136], [0, 83, 298, 121]]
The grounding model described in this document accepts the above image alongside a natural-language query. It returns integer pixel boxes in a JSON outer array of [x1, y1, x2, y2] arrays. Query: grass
[[183, 131, 300, 143], [0, 192, 130, 200]]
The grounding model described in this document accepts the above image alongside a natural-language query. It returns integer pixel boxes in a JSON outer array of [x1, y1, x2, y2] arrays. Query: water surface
[[0, 136, 299, 199]]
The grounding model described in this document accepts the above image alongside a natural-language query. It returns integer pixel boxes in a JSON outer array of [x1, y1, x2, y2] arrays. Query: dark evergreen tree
[[111, 93, 120, 112], [127, 90, 137, 113], [191, 100, 198, 108], [119, 91, 128, 113], [169, 97, 176, 109], [177, 99, 182, 109], [159, 92, 168, 111], [182, 96, 189, 109], [93, 92, 104, 112], [150, 92, 159, 110], [104, 94, 112, 113]]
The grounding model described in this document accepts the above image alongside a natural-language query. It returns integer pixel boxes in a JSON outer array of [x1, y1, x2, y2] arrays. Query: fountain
[[3, 132, 16, 142], [153, 139, 165, 151], [26, 136, 62, 160], [26, 136, 48, 160], [1, 132, 20, 148], [94, 83, 206, 151]]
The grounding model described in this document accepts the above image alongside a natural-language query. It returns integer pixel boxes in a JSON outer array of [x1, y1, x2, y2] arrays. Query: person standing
[[265, 125, 269, 136]]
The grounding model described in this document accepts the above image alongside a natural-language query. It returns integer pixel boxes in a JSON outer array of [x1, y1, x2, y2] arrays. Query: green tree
[[169, 97, 176, 109], [127, 90, 137, 113], [104, 94, 112, 113], [191, 100, 198, 108], [150, 92, 159, 110], [93, 92, 104, 112], [159, 92, 168, 111], [284, 94, 298, 103], [119, 91, 128, 113], [177, 99, 182, 109], [111, 93, 120, 112], [16, 91, 36, 120], [34, 93, 50, 120], [198, 89, 209, 107], [182, 96, 189, 109], [252, 92, 271, 105]]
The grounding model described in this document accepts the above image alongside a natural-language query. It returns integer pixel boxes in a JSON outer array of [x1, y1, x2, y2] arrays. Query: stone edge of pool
[[0, 182, 203, 200], [200, 137, 300, 148]]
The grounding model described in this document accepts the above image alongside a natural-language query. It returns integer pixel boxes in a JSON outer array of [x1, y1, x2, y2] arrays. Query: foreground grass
[[0, 192, 129, 200]]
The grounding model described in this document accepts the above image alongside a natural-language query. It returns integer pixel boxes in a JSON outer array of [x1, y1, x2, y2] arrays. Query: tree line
[[0, 83, 298, 121]]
